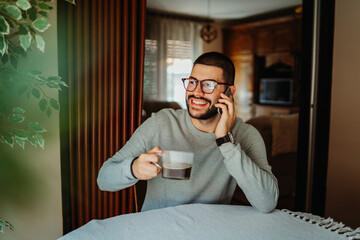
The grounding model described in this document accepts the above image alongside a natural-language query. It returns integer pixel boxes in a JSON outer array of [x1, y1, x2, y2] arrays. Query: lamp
[[200, 0, 217, 43]]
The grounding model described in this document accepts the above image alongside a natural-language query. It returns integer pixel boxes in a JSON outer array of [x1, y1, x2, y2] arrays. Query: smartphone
[[217, 88, 232, 117]]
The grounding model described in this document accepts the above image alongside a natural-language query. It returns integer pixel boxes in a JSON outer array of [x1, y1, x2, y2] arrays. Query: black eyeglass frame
[[181, 78, 232, 94]]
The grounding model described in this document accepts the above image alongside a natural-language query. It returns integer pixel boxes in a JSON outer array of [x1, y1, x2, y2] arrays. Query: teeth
[[193, 100, 206, 105]]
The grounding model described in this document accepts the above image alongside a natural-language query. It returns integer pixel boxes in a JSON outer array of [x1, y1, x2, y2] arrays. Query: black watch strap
[[216, 132, 235, 146]]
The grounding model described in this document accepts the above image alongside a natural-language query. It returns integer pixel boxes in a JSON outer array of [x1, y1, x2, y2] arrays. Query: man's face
[[186, 64, 227, 120]]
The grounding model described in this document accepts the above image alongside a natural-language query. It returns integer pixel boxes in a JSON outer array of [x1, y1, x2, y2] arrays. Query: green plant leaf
[[27, 6, 37, 22], [46, 82, 61, 90], [35, 133, 44, 149], [31, 69, 42, 75], [16, 0, 31, 11], [39, 98, 47, 111], [65, 0, 76, 4], [46, 107, 52, 117], [17, 24, 27, 34], [21, 10, 27, 20], [48, 76, 68, 87], [2, 133, 14, 147], [37, 75, 46, 83], [26, 133, 37, 146], [47, 76, 61, 81], [14, 46, 27, 57], [32, 18, 50, 32], [8, 113, 25, 123], [13, 107, 25, 114], [0, 218, 14, 231], [19, 31, 32, 51], [50, 98, 59, 110], [38, 2, 52, 10], [31, 88, 40, 98], [5, 5, 22, 20], [0, 16, 10, 35], [59, 80, 68, 87], [28, 122, 46, 132], [38, 11, 48, 17], [35, 34, 45, 52], [0, 34, 7, 56], [1, 53, 9, 63], [13, 129, 27, 139], [15, 136, 25, 149]]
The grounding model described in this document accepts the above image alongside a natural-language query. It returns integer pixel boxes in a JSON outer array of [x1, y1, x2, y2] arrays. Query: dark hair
[[193, 52, 235, 85]]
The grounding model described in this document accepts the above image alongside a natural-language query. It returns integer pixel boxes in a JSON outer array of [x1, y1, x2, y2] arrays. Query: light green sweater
[[97, 109, 279, 213]]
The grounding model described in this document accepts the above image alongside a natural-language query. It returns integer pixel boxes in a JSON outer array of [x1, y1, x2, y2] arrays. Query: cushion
[[271, 113, 299, 156]]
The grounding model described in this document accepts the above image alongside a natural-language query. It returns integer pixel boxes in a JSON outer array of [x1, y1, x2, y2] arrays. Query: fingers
[[217, 93, 234, 118], [133, 155, 160, 180], [148, 146, 162, 155], [215, 103, 227, 115], [148, 146, 162, 166], [132, 147, 162, 180], [215, 93, 236, 138]]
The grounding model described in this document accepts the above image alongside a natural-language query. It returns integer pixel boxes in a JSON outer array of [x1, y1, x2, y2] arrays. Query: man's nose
[[193, 82, 205, 96]]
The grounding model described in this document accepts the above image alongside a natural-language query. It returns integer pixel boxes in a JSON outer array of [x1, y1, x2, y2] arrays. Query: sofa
[[231, 113, 299, 210], [142, 100, 182, 121]]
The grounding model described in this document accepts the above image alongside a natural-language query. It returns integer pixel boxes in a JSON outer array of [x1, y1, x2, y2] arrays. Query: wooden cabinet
[[256, 26, 275, 54], [223, 28, 254, 55], [272, 22, 295, 52], [256, 22, 295, 53], [223, 14, 301, 119]]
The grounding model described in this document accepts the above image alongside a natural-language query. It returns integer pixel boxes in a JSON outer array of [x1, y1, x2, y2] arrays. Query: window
[[143, 39, 158, 100], [165, 40, 193, 108], [143, 15, 203, 109]]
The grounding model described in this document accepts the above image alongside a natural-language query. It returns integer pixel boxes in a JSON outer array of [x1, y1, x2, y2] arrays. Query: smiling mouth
[[190, 97, 210, 109]]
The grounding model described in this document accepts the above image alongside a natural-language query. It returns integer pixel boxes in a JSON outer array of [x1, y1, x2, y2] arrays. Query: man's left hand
[[214, 92, 236, 139]]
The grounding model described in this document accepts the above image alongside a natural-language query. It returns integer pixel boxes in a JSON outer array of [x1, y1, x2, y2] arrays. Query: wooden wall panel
[[58, 0, 146, 233]]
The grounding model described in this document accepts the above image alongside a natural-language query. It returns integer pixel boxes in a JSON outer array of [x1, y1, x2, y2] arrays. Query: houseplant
[[0, 0, 74, 233]]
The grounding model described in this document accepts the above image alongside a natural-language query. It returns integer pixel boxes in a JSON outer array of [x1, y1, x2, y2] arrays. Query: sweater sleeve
[[97, 116, 155, 192], [219, 126, 279, 213]]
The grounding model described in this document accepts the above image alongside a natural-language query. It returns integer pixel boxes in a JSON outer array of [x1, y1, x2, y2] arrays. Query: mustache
[[187, 96, 212, 104]]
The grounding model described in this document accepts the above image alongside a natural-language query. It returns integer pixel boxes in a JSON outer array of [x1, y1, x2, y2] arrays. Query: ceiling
[[147, 0, 302, 20]]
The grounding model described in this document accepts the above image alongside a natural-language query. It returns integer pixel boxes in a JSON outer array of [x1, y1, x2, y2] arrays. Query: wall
[[326, 0, 360, 229], [1, 1, 63, 239], [202, 22, 223, 53]]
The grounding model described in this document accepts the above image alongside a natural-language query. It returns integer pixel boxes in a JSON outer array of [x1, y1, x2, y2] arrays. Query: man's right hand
[[132, 146, 162, 180]]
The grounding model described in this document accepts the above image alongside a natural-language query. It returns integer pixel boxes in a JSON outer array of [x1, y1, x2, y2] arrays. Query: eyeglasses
[[182, 78, 231, 94]]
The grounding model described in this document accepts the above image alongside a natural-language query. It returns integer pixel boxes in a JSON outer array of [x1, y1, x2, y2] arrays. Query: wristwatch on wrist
[[216, 132, 235, 146]]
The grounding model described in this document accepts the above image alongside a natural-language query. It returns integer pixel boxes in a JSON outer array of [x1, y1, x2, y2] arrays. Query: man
[[97, 52, 279, 213]]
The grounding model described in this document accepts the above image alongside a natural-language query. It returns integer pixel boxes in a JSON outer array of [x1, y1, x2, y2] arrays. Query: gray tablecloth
[[59, 204, 359, 240]]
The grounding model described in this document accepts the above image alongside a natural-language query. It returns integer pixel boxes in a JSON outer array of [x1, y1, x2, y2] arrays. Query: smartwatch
[[216, 132, 235, 146]]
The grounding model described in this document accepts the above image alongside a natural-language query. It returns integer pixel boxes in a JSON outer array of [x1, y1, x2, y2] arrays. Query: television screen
[[259, 78, 293, 105]]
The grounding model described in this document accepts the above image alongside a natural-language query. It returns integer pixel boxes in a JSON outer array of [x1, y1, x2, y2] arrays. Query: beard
[[186, 96, 218, 120]]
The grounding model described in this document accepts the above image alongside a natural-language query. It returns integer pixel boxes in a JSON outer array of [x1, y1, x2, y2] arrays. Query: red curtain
[[58, 0, 146, 233]]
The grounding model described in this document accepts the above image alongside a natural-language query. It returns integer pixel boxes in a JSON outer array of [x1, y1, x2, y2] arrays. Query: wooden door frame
[[295, 0, 335, 215]]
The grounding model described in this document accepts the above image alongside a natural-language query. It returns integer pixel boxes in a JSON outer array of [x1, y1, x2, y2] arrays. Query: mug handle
[[152, 153, 162, 169]]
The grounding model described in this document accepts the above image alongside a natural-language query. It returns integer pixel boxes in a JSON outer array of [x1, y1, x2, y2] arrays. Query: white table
[[59, 204, 359, 240]]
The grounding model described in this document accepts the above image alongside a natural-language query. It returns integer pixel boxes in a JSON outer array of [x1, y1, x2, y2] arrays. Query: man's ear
[[230, 85, 236, 95]]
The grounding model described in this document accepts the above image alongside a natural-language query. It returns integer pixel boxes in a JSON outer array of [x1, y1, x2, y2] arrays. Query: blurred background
[[1, 0, 360, 239]]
